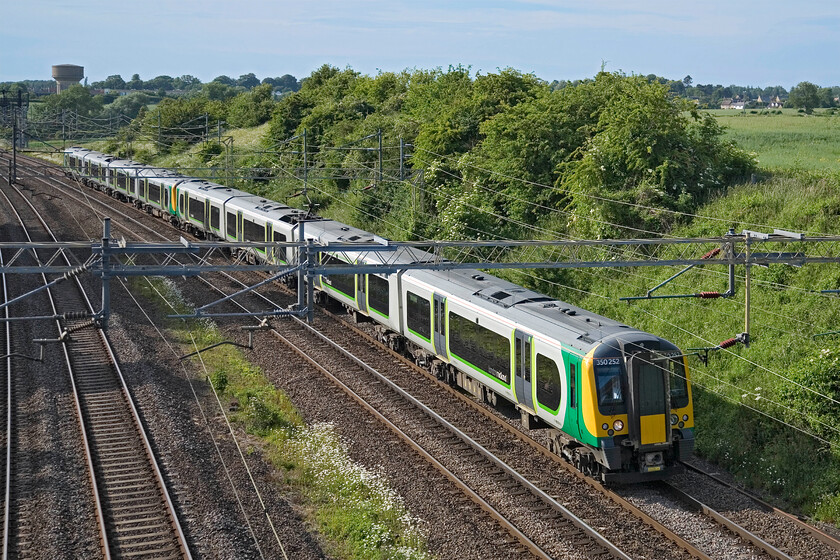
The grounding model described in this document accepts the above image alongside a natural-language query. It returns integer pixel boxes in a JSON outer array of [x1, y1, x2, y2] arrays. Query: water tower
[[52, 64, 84, 94]]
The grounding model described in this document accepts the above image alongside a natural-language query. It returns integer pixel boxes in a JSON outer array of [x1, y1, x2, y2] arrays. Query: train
[[63, 146, 695, 483]]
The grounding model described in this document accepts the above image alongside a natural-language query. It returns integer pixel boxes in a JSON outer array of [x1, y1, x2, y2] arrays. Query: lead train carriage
[[64, 147, 695, 483]]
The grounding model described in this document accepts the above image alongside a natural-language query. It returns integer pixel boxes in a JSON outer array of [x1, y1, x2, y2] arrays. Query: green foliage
[[789, 81, 821, 114], [32, 84, 104, 119], [140, 96, 225, 151], [559, 73, 755, 238], [782, 347, 840, 447], [102, 91, 151, 120], [226, 83, 275, 128], [210, 367, 228, 393], [201, 80, 240, 101]]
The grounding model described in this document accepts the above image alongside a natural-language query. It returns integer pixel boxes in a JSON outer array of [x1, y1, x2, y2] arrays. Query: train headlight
[[682, 414, 689, 422], [613, 419, 624, 432], [602, 423, 609, 431], [670, 414, 679, 425]]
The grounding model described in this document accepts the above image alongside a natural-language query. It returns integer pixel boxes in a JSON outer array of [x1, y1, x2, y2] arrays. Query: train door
[[432, 294, 446, 356], [356, 272, 368, 314], [627, 352, 670, 447], [514, 330, 534, 410], [562, 350, 580, 438]]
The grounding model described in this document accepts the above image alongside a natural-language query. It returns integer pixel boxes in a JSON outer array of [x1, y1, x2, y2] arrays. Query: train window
[[179, 193, 184, 215], [449, 311, 510, 384], [669, 359, 689, 409], [594, 362, 624, 413], [367, 275, 389, 318], [226, 212, 237, 238], [188, 197, 205, 223], [321, 254, 355, 298], [210, 206, 220, 230], [536, 354, 562, 411], [406, 291, 431, 341], [638, 362, 667, 416], [148, 183, 161, 204], [117, 171, 127, 190], [243, 218, 264, 242], [570, 363, 577, 408]]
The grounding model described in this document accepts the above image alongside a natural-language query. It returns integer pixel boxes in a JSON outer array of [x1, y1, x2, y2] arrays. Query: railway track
[[8, 150, 840, 559], [1, 228, 11, 558], [0, 173, 192, 559]]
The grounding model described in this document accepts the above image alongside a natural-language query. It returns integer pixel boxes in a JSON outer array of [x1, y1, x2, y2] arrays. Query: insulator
[[61, 265, 88, 280], [701, 247, 721, 260], [718, 337, 738, 349], [697, 291, 722, 298], [63, 311, 89, 320]]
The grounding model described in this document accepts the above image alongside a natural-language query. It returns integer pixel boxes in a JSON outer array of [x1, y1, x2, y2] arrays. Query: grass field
[[706, 108, 840, 172]]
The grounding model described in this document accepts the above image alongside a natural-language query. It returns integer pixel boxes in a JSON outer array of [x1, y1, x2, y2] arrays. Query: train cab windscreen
[[594, 359, 625, 415], [668, 358, 689, 409]]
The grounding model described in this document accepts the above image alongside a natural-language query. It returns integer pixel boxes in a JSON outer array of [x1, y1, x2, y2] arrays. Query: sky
[[2, 1, 839, 88]]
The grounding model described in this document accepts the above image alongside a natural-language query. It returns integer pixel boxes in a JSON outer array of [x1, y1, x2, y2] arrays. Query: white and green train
[[65, 146, 695, 483]]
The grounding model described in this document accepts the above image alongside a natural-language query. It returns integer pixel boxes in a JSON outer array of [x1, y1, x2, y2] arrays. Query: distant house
[[759, 95, 783, 108], [720, 98, 746, 110]]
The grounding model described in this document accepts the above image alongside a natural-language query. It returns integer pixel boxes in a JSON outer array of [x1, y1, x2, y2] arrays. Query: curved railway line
[[4, 150, 840, 559], [0, 169, 192, 559]]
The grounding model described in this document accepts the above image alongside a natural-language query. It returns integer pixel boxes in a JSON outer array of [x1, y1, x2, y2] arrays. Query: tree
[[34, 84, 103, 118], [102, 74, 126, 89], [102, 91, 150, 120], [201, 80, 238, 101], [212, 75, 235, 86], [236, 73, 260, 89], [227, 83, 275, 127], [818, 87, 836, 108], [789, 81, 820, 113], [556, 72, 754, 238], [145, 75, 175, 91], [174, 75, 201, 90], [683, 75, 693, 88], [126, 74, 144, 90]]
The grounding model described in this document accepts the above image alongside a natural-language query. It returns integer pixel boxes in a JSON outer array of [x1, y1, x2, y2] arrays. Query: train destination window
[[188, 198, 205, 223], [367, 275, 389, 317], [226, 212, 237, 238], [321, 254, 355, 297], [406, 291, 431, 340], [210, 206, 220, 230], [536, 354, 562, 411], [449, 311, 510, 384]]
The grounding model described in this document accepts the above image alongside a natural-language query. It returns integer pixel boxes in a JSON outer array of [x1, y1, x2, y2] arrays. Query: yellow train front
[[555, 332, 694, 483]]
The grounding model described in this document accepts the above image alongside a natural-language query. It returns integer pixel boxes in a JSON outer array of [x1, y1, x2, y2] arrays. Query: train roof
[[77, 150, 118, 165], [405, 266, 650, 353], [108, 158, 146, 174], [137, 167, 183, 185]]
